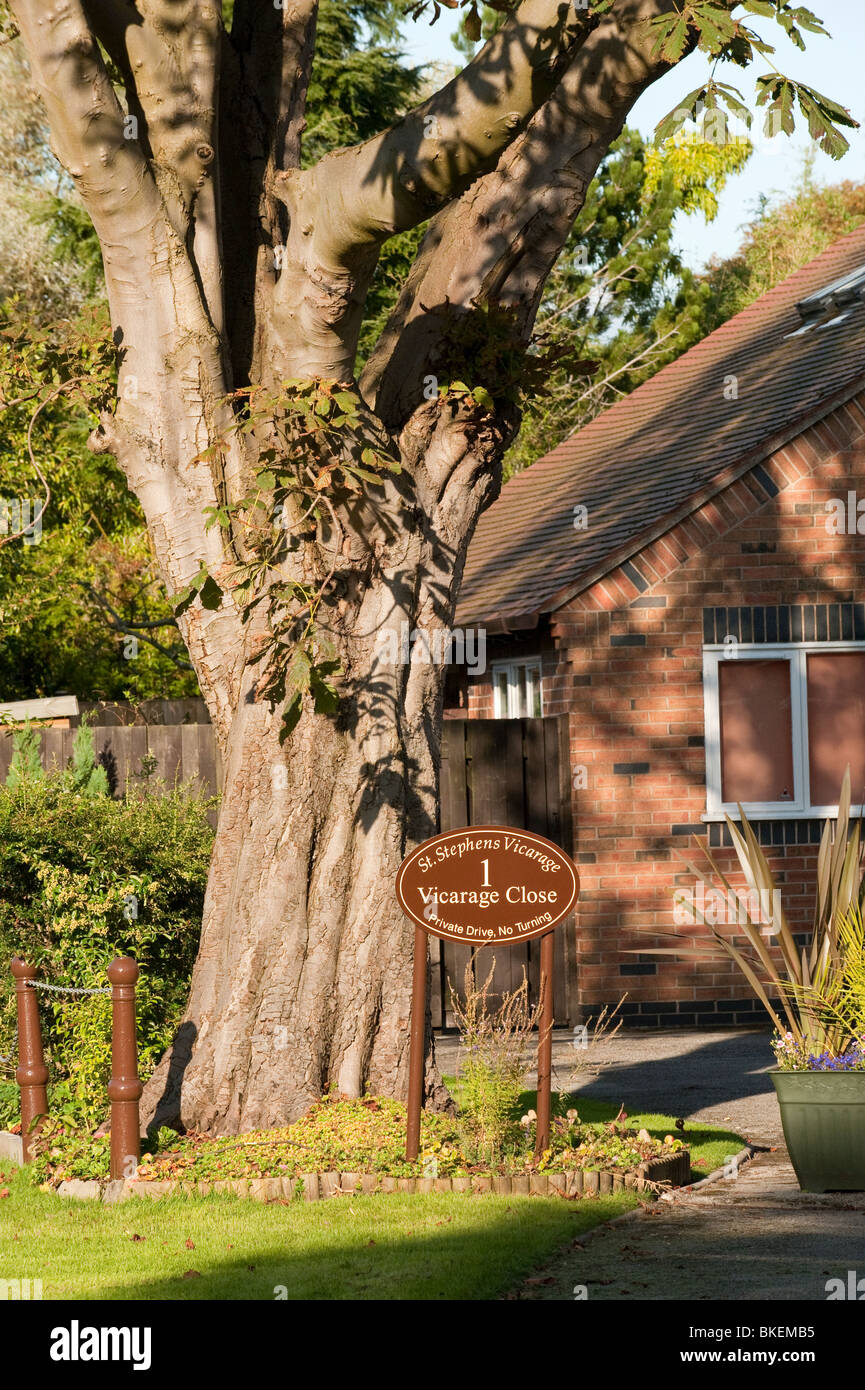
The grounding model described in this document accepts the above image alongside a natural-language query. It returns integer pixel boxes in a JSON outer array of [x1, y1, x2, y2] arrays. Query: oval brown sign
[[395, 825, 579, 945]]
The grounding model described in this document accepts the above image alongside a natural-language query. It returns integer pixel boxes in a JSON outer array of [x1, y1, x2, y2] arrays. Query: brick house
[[451, 225, 865, 1029]]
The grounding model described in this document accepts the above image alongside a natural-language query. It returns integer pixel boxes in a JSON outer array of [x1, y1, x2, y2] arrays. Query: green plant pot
[[771, 1070, 865, 1192]]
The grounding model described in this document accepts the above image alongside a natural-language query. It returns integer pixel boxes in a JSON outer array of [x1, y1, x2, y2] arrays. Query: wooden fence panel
[[0, 724, 222, 796], [145, 726, 184, 788], [438, 723, 473, 1023], [468, 720, 531, 1007]]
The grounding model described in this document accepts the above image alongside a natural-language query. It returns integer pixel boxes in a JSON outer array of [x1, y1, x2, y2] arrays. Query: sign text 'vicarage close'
[[395, 826, 579, 945]]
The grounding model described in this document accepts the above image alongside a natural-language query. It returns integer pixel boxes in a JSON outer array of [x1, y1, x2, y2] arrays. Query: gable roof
[[457, 224, 865, 630]]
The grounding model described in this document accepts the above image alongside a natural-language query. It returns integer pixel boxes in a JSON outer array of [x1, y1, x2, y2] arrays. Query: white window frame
[[491, 657, 544, 720], [703, 641, 865, 821]]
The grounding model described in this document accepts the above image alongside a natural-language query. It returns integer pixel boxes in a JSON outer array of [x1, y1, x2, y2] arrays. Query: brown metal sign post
[[396, 826, 579, 1163], [535, 930, 555, 1161], [405, 925, 428, 1162]]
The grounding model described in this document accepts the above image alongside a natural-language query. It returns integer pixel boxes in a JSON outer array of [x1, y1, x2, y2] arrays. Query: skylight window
[[784, 264, 865, 340], [795, 264, 865, 321]]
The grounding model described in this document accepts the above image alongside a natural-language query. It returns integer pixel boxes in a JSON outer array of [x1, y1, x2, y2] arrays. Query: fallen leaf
[[185, 1238, 195, 1250], [181, 1270, 201, 1279], [0, 1189, 9, 1199], [130, 1233, 144, 1243]]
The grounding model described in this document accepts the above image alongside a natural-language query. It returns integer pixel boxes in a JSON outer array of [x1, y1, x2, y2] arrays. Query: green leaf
[[347, 465, 388, 485], [310, 670, 340, 717], [279, 692, 303, 743], [647, 12, 689, 64], [169, 562, 209, 618], [286, 648, 312, 698], [713, 82, 753, 127], [198, 575, 223, 611], [655, 87, 706, 143]]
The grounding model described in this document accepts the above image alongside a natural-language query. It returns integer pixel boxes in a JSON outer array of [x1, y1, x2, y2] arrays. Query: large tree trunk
[[142, 421, 491, 1131], [146, 677, 443, 1132]]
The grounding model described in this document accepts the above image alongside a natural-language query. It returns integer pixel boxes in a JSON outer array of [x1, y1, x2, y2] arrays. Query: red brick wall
[[464, 389, 865, 1026]]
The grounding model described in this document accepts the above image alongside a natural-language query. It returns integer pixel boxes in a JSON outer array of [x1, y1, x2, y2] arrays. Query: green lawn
[[0, 1097, 744, 1300], [0, 1165, 633, 1301]]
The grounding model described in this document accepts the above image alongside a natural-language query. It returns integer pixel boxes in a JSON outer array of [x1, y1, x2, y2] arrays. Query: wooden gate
[[432, 715, 575, 1028]]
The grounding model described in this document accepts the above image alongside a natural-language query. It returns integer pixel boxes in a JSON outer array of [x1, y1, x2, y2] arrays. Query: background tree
[[509, 152, 865, 475], [504, 120, 751, 476], [698, 160, 865, 331], [5, 722, 42, 788], [0, 0, 425, 699], [3, 0, 856, 1134]]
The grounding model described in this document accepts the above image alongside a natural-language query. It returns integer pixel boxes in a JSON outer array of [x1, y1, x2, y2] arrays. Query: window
[[491, 659, 543, 719], [703, 643, 865, 818]]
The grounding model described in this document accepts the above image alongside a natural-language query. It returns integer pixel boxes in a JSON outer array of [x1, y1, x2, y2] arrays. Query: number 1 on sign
[[480, 858, 490, 888]]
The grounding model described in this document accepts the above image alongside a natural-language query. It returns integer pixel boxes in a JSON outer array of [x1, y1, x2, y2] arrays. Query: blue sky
[[400, 0, 865, 270]]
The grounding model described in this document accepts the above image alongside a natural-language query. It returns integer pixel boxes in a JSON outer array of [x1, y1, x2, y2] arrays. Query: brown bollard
[[11, 958, 49, 1160], [107, 957, 143, 1181]]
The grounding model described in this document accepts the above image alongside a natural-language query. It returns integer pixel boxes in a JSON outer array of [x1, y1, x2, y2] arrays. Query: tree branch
[[83, 0, 225, 330], [10, 0, 158, 241], [265, 0, 598, 382], [12, 1, 250, 742], [217, 0, 318, 384], [362, 0, 695, 431], [83, 582, 194, 670]]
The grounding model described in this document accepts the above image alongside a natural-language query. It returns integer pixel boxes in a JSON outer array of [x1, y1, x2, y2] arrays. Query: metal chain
[[25, 980, 110, 996]]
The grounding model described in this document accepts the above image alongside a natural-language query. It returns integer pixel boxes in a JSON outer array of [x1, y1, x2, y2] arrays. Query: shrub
[[0, 771, 215, 1126], [0, 1078, 16, 1129], [646, 767, 865, 1058], [5, 723, 43, 788], [67, 722, 110, 798], [450, 961, 541, 1166]]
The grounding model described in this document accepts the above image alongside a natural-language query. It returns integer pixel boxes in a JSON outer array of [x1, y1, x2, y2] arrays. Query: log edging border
[[51, 1148, 691, 1202]]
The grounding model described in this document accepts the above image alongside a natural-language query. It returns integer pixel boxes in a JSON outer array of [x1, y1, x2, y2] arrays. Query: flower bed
[[31, 1094, 692, 1197]]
